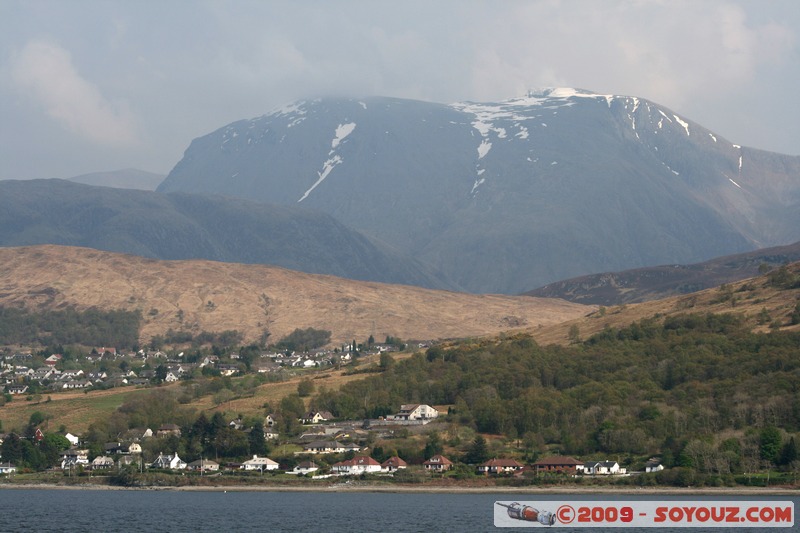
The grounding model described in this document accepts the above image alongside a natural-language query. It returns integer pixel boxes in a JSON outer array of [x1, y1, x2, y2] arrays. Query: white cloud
[[465, 1, 796, 111], [10, 40, 139, 146]]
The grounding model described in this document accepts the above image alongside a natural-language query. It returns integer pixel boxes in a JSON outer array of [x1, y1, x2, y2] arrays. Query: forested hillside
[[312, 310, 800, 473]]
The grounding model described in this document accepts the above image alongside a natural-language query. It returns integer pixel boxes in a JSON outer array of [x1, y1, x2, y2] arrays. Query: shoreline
[[1, 481, 797, 495]]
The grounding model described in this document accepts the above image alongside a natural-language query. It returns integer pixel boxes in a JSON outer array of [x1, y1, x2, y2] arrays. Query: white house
[[64, 433, 80, 446], [477, 458, 525, 475], [381, 457, 408, 473], [392, 404, 439, 421], [300, 411, 335, 424], [242, 455, 279, 471], [292, 461, 319, 475], [187, 459, 219, 472], [584, 460, 624, 475], [645, 459, 664, 473], [0, 462, 17, 474], [151, 453, 187, 470], [331, 455, 382, 475], [91, 456, 115, 470], [61, 449, 90, 469], [302, 440, 347, 454], [423, 455, 453, 472]]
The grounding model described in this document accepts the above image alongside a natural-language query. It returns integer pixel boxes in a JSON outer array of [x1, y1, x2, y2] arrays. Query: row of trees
[[0, 306, 141, 349]]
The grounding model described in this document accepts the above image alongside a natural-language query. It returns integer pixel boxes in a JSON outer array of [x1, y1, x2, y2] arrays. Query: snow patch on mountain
[[298, 122, 356, 203], [477, 140, 492, 159], [331, 123, 356, 149], [298, 156, 342, 203], [674, 115, 690, 136], [272, 100, 310, 128]]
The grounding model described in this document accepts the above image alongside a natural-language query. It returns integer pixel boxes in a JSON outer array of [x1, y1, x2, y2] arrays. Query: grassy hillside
[[0, 245, 589, 345], [530, 262, 800, 346]]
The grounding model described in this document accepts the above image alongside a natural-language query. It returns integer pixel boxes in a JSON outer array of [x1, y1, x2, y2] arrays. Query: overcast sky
[[2, 0, 799, 181]]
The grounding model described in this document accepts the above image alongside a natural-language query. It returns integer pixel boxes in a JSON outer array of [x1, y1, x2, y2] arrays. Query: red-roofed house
[[381, 456, 408, 472], [477, 458, 524, 475], [532, 456, 584, 474], [423, 454, 453, 472]]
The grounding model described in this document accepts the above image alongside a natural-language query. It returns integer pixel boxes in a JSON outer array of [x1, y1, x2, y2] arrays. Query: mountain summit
[[158, 90, 800, 294]]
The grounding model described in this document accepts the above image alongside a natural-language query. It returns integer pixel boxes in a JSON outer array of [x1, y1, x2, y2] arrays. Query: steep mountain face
[[0, 179, 452, 289], [158, 89, 800, 294], [525, 240, 800, 306]]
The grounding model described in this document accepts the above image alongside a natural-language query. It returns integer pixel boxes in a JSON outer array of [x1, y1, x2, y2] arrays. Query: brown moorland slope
[[530, 261, 800, 346], [0, 245, 592, 345]]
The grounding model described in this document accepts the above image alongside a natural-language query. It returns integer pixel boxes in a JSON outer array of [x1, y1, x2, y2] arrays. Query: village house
[[532, 456, 585, 475], [5, 384, 28, 395], [242, 455, 279, 471], [64, 433, 80, 446], [117, 455, 141, 469], [297, 431, 327, 442], [33, 367, 57, 381], [86, 370, 108, 382], [104, 442, 142, 455], [90, 456, 115, 470], [301, 440, 352, 454], [13, 366, 33, 378], [584, 460, 625, 475], [59, 379, 92, 390], [645, 459, 664, 473], [381, 456, 407, 473], [187, 459, 220, 472], [254, 361, 280, 373], [391, 404, 439, 421], [477, 458, 525, 475], [331, 455, 382, 476], [217, 364, 240, 377], [300, 411, 335, 425], [0, 462, 18, 475], [151, 453, 186, 470], [292, 461, 319, 475], [423, 455, 453, 472], [61, 449, 90, 469], [156, 424, 182, 438]]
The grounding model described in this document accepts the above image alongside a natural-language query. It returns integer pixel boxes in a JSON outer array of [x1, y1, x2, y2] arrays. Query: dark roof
[[533, 455, 583, 466]]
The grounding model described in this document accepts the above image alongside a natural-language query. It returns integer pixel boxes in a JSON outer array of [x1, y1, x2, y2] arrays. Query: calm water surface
[[0, 489, 795, 532]]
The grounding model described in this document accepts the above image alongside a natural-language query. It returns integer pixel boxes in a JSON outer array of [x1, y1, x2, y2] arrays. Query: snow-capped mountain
[[158, 89, 800, 294]]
